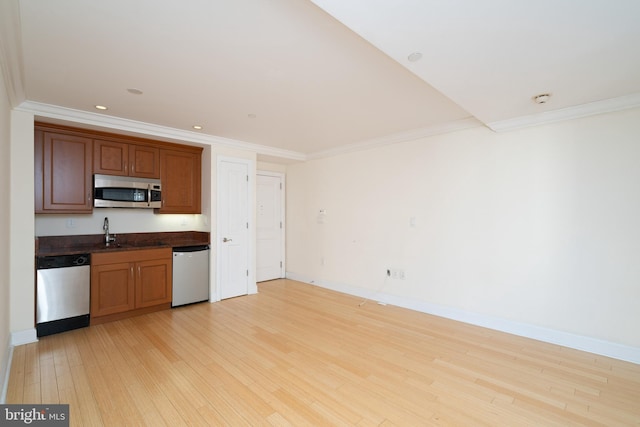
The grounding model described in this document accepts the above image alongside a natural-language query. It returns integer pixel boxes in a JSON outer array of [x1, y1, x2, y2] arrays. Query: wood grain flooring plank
[[5, 279, 640, 425], [6, 344, 26, 403]]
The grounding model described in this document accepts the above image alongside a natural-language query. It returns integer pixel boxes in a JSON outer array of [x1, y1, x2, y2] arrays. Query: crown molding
[[15, 101, 306, 162], [0, 0, 26, 107], [15, 101, 486, 163], [487, 93, 640, 132], [307, 116, 483, 160]]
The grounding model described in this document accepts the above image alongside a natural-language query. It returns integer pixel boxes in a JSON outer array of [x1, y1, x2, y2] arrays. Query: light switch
[[317, 209, 327, 224]]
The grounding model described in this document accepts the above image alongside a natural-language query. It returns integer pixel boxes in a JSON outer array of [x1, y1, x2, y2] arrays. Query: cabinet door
[[34, 129, 44, 212], [91, 262, 135, 318], [159, 149, 201, 214], [129, 145, 160, 178], [94, 139, 128, 176], [135, 258, 172, 308], [41, 131, 93, 212]]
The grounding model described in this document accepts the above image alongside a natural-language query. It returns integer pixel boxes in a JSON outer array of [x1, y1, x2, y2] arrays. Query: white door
[[217, 158, 250, 299], [257, 172, 284, 282]]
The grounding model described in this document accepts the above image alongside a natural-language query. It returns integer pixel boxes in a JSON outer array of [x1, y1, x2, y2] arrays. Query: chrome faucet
[[103, 217, 116, 245]]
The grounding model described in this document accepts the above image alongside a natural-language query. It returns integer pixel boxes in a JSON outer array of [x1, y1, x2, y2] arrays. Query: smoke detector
[[533, 93, 551, 104]]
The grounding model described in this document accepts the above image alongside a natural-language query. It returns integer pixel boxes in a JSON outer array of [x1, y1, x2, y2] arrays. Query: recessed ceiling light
[[407, 52, 423, 62], [248, 113, 257, 119], [127, 88, 143, 95], [95, 105, 108, 110], [533, 93, 551, 104], [192, 125, 203, 130]]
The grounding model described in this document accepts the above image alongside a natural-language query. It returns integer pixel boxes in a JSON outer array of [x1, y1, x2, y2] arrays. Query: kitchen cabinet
[[90, 261, 135, 317], [34, 122, 203, 215], [159, 148, 202, 214], [91, 248, 172, 323], [94, 139, 160, 178], [34, 128, 93, 213]]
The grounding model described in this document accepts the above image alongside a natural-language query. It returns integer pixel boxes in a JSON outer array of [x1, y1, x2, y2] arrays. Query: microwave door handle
[[148, 185, 151, 207]]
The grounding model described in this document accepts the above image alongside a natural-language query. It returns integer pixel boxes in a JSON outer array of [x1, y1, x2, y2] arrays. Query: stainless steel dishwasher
[[36, 253, 91, 337], [172, 245, 210, 307]]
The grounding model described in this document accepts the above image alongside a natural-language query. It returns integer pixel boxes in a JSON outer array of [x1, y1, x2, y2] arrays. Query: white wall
[[9, 111, 35, 344], [286, 108, 640, 356], [257, 161, 287, 174], [35, 210, 210, 237], [0, 53, 12, 402]]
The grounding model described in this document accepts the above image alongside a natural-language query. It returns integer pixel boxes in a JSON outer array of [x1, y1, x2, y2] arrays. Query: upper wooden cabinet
[[159, 148, 202, 214], [94, 139, 160, 178], [35, 128, 93, 213], [35, 122, 203, 214]]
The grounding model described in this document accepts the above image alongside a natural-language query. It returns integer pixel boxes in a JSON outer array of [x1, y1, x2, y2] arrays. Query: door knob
[[223, 237, 232, 242]]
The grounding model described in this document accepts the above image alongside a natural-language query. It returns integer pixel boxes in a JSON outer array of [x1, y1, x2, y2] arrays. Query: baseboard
[[10, 328, 38, 347], [286, 272, 640, 365], [1, 336, 13, 404]]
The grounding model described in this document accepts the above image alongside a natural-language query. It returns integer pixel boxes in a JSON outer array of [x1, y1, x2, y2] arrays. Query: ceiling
[[3, 0, 640, 161]]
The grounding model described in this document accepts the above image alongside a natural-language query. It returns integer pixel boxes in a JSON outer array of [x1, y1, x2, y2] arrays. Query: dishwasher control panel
[[37, 253, 90, 269]]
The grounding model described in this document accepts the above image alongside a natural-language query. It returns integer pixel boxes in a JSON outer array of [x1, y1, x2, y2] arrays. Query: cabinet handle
[[130, 266, 134, 278], [124, 162, 127, 174], [131, 163, 135, 173]]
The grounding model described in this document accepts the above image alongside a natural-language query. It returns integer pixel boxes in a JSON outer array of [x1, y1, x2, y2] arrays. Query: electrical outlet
[[398, 269, 405, 280]]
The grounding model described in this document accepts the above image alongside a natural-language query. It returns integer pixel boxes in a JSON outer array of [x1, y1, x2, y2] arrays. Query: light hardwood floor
[[7, 279, 640, 426]]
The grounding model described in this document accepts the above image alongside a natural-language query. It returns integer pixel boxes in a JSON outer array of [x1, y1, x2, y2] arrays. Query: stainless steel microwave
[[93, 174, 162, 208]]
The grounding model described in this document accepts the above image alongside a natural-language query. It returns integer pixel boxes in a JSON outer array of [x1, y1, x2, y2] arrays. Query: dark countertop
[[36, 231, 210, 257]]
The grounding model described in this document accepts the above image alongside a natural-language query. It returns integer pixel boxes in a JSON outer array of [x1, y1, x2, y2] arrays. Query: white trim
[[15, 101, 306, 162], [286, 272, 640, 365], [0, 336, 13, 404], [18, 101, 484, 162], [10, 329, 37, 347], [257, 171, 286, 280], [18, 95, 640, 161], [307, 117, 483, 159], [17, 101, 485, 163], [487, 93, 640, 132]]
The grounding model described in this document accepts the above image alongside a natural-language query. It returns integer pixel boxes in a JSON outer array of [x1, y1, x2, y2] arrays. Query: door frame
[[215, 155, 256, 301], [257, 170, 286, 280]]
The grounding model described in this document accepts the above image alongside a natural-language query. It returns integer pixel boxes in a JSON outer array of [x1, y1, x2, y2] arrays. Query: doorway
[[256, 172, 285, 282]]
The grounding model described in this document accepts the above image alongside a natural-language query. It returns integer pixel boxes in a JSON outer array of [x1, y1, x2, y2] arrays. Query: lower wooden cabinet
[[91, 248, 172, 323], [91, 261, 135, 317]]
